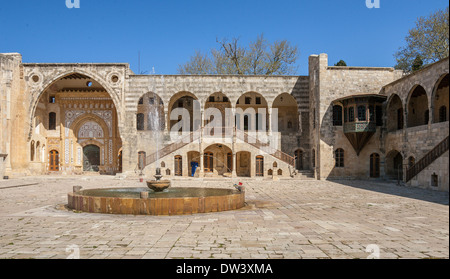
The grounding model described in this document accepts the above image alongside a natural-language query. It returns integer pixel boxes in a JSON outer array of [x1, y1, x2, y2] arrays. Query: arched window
[[30, 140, 35, 161], [335, 148, 344, 168], [333, 105, 343, 126], [439, 106, 447, 122], [357, 105, 366, 121], [36, 141, 41, 162], [137, 113, 145, 131], [49, 112, 56, 130]]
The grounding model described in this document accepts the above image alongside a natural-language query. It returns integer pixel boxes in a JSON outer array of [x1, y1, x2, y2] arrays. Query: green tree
[[334, 60, 347, 66], [394, 6, 449, 73], [411, 55, 424, 72], [178, 34, 299, 75]]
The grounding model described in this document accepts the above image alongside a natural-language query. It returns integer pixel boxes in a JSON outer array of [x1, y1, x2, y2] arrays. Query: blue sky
[[0, 0, 448, 75]]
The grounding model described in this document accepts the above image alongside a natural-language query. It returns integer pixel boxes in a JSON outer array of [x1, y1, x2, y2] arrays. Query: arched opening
[[204, 92, 232, 133], [236, 92, 268, 132], [432, 74, 449, 123], [36, 141, 41, 162], [273, 93, 299, 132], [407, 85, 429, 128], [203, 144, 233, 176], [137, 92, 165, 131], [387, 94, 404, 132], [83, 145, 100, 172], [31, 72, 122, 175], [386, 150, 403, 180], [168, 92, 199, 133]]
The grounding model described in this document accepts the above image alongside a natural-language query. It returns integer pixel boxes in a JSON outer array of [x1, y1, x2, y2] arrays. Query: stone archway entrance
[[83, 145, 100, 172], [29, 72, 122, 175]]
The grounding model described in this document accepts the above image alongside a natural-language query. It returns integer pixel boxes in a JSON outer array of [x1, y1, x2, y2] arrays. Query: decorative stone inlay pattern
[[78, 121, 104, 138]]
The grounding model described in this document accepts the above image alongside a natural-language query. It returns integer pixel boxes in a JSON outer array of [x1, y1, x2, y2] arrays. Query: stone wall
[[382, 58, 449, 191], [0, 53, 22, 178], [310, 53, 404, 180], [125, 75, 310, 173]]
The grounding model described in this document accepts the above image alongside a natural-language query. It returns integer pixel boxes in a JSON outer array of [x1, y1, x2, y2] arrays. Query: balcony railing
[[344, 121, 377, 133]]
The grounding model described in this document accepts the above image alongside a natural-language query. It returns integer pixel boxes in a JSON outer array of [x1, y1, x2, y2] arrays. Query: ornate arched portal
[[29, 72, 122, 174]]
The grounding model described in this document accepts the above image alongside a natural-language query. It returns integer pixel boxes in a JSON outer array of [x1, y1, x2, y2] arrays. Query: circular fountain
[[67, 170, 245, 216]]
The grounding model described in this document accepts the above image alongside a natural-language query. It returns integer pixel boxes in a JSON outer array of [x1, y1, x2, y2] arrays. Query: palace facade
[[0, 53, 448, 191]]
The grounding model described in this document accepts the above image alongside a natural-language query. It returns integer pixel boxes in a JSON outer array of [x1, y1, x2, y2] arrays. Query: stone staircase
[[292, 170, 315, 180], [405, 136, 449, 182], [144, 127, 296, 169]]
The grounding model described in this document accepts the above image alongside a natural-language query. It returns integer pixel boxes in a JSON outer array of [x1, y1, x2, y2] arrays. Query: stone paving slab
[[0, 176, 448, 259]]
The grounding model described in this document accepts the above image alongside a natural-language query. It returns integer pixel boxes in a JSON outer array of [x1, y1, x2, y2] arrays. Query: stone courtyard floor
[[0, 176, 448, 259]]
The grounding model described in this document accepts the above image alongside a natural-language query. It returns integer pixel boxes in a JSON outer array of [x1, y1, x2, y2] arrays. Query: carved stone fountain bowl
[[146, 180, 171, 192]]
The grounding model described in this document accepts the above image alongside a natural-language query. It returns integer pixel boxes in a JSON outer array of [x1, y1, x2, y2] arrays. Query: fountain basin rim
[[67, 187, 245, 215], [72, 187, 242, 199]]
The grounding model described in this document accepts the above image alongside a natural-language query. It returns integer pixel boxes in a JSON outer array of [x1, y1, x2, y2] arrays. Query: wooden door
[[295, 150, 304, 171], [49, 150, 59, 171], [256, 156, 264, 177], [204, 152, 213, 173], [370, 153, 380, 178], [175, 156, 182, 176]]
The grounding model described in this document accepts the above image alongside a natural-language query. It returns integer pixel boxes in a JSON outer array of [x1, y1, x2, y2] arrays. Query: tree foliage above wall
[[177, 34, 299, 76], [394, 6, 449, 73]]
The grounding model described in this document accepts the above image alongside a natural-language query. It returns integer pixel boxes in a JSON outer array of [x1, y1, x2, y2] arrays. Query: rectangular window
[[245, 97, 251, 105], [357, 106, 366, 121], [49, 112, 57, 130], [209, 96, 215, 103], [255, 97, 261, 105], [333, 105, 343, 126], [348, 107, 354, 123]]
